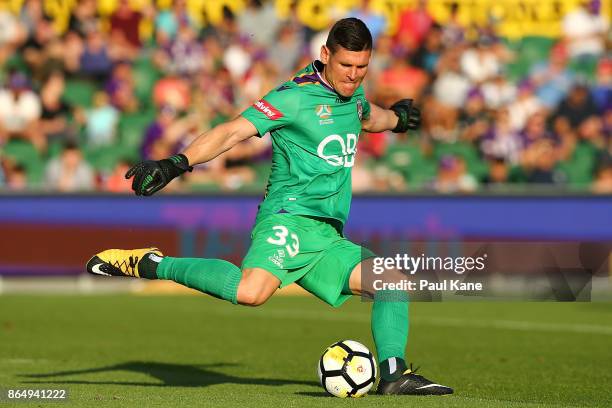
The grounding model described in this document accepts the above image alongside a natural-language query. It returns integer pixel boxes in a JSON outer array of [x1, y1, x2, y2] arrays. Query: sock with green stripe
[[144, 256, 242, 304], [379, 357, 408, 382], [371, 290, 409, 381]]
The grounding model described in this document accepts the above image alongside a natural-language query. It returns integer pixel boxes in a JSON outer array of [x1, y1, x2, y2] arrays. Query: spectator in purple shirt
[[105, 62, 138, 112], [157, 24, 204, 77], [141, 105, 178, 160], [480, 108, 522, 164], [519, 111, 558, 149], [80, 29, 113, 82]]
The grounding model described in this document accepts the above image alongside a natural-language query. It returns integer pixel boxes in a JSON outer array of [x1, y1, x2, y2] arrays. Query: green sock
[[371, 290, 409, 381], [156, 257, 242, 304]]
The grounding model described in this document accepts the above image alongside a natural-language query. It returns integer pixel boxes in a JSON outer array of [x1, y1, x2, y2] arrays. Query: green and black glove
[[390, 99, 421, 133], [125, 154, 193, 196]]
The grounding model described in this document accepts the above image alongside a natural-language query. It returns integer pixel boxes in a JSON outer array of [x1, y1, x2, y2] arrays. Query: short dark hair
[[326, 18, 372, 54]]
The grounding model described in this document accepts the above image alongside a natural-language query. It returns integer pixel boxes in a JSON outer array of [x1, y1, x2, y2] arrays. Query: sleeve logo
[[356, 99, 363, 120], [253, 99, 284, 120]]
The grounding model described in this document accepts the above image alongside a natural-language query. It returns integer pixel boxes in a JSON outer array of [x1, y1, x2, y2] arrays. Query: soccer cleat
[[376, 365, 453, 396], [86, 248, 163, 278]]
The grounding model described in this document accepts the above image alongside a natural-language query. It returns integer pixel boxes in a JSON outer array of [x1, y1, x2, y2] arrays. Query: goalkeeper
[[87, 18, 452, 396]]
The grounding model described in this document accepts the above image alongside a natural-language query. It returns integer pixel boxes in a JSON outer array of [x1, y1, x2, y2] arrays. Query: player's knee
[[236, 268, 279, 306], [237, 287, 270, 307]]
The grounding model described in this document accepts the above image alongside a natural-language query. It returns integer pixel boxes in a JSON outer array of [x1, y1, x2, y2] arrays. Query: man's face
[[320, 45, 371, 97]]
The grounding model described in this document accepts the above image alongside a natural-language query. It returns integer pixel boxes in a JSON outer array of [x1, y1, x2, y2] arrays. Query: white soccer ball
[[317, 340, 377, 398]]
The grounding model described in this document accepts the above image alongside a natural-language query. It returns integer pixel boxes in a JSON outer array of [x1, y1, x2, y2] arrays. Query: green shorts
[[241, 213, 374, 307]]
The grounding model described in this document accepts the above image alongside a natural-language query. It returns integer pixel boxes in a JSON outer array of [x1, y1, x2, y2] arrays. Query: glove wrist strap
[[391, 108, 408, 133], [169, 154, 193, 173]]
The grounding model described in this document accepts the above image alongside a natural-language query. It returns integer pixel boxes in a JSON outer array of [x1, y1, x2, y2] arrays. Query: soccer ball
[[317, 340, 377, 398]]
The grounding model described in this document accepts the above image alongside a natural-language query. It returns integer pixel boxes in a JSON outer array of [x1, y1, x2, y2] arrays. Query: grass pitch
[[0, 294, 611, 407]]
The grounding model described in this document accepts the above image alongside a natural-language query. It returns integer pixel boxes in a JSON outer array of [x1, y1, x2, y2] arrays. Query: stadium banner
[[0, 0, 608, 39], [0, 195, 612, 276]]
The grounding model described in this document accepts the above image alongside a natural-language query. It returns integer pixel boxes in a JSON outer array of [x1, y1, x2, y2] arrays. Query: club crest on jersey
[[254, 99, 283, 120], [356, 99, 363, 120], [316, 104, 334, 125]]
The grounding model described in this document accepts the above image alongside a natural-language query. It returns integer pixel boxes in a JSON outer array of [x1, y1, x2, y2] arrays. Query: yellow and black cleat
[[86, 248, 163, 278]]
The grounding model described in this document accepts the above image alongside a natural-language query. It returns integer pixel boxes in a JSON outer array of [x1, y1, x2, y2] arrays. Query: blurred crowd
[[0, 0, 610, 194]]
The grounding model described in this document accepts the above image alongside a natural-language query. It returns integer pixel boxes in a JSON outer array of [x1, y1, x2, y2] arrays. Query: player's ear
[[320, 45, 330, 64]]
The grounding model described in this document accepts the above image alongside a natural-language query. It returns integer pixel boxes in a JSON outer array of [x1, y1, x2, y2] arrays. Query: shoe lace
[[403, 363, 423, 378], [112, 256, 139, 276]]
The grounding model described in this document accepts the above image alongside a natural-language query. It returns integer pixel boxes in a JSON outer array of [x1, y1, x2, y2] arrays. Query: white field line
[[210, 308, 612, 336], [413, 316, 612, 336], [0, 358, 51, 364]]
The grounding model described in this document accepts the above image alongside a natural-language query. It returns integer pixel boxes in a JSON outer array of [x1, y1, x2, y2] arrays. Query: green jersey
[[241, 60, 371, 228]]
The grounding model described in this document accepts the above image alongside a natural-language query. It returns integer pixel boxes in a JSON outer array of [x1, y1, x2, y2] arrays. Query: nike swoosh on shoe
[[90, 263, 111, 276]]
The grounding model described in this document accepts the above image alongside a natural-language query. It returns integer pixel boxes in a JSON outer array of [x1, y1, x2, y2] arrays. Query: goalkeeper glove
[[390, 99, 421, 133], [125, 154, 193, 196]]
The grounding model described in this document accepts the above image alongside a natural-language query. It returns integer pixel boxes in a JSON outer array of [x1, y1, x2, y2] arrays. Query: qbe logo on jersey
[[317, 134, 357, 167]]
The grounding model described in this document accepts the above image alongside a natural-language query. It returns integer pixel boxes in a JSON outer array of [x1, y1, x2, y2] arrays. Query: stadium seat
[[558, 142, 598, 186], [45, 139, 66, 159], [567, 56, 598, 82], [384, 142, 437, 188], [433, 141, 488, 180], [189, 182, 222, 192], [63, 79, 97, 108], [3, 54, 29, 74], [133, 57, 162, 108], [1, 139, 44, 184], [506, 36, 556, 80], [84, 145, 127, 173], [118, 111, 155, 153]]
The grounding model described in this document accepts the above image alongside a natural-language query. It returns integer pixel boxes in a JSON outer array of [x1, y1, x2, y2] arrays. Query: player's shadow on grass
[[20, 361, 318, 388]]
